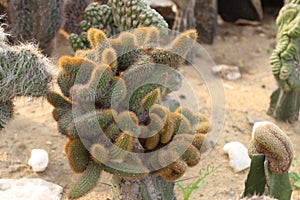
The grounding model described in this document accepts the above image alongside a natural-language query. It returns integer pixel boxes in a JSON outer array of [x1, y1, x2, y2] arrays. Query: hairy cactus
[[0, 26, 52, 129], [268, 0, 300, 122], [47, 27, 210, 199], [243, 121, 293, 200], [69, 0, 168, 51], [7, 0, 62, 56]]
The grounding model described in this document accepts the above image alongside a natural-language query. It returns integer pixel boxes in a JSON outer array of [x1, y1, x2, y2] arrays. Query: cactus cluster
[[47, 26, 210, 199], [268, 0, 300, 122], [0, 26, 52, 129], [69, 0, 168, 51], [7, 0, 62, 55]]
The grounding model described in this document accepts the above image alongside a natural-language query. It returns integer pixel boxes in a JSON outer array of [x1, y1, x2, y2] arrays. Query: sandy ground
[[0, 8, 300, 200]]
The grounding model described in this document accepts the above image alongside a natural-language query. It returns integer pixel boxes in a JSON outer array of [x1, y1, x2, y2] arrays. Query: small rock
[[212, 64, 242, 80], [0, 178, 63, 200], [223, 142, 251, 172], [28, 149, 49, 172]]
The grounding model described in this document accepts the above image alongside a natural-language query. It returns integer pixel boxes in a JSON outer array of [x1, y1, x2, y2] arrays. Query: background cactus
[[7, 0, 62, 56], [243, 122, 294, 200], [69, 0, 168, 51], [47, 26, 211, 199], [62, 0, 92, 35], [267, 0, 300, 122], [0, 26, 52, 129]]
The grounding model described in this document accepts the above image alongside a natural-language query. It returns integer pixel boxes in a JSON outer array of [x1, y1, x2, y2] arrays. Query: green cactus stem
[[7, 0, 62, 56], [69, 0, 168, 51], [47, 27, 211, 199], [268, 0, 300, 122], [0, 26, 52, 129]]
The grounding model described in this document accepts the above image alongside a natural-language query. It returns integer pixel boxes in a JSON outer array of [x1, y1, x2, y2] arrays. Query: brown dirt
[[0, 10, 299, 200]]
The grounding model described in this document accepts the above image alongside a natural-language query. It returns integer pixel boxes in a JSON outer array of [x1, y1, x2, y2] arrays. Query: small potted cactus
[[47, 26, 211, 199]]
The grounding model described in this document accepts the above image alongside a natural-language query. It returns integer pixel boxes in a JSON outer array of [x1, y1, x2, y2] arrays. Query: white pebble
[[28, 149, 49, 172], [223, 142, 251, 172]]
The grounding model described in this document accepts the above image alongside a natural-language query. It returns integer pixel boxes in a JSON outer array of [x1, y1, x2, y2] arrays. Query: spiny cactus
[[69, 0, 168, 51], [47, 26, 210, 199], [243, 121, 294, 200], [0, 26, 52, 129], [7, 0, 62, 56], [268, 0, 300, 122]]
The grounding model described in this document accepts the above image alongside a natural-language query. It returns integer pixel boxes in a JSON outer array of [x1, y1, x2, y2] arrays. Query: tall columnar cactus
[[7, 0, 62, 56], [0, 26, 52, 129], [47, 26, 211, 199], [268, 0, 300, 122], [69, 0, 168, 51], [243, 122, 294, 200]]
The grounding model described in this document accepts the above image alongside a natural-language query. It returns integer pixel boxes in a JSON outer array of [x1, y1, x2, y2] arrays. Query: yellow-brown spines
[[133, 27, 148, 46], [160, 159, 187, 182], [170, 141, 201, 167], [196, 114, 211, 134], [58, 56, 96, 97], [144, 26, 160, 47], [144, 130, 160, 150], [69, 161, 101, 199], [141, 88, 161, 111], [150, 104, 169, 122], [91, 143, 109, 164], [64, 138, 90, 173], [170, 29, 198, 57], [109, 131, 135, 160], [102, 48, 117, 71], [115, 111, 140, 136], [175, 106, 199, 127], [46, 92, 72, 108], [87, 28, 108, 49]]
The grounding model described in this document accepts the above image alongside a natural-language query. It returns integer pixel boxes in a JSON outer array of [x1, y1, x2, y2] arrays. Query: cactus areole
[[47, 26, 212, 199]]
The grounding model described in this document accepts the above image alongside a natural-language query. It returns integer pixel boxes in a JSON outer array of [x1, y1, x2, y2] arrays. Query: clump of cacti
[[69, 0, 168, 51], [7, 0, 62, 56], [47, 26, 210, 199], [0, 26, 52, 129], [243, 121, 294, 200], [268, 0, 300, 122]]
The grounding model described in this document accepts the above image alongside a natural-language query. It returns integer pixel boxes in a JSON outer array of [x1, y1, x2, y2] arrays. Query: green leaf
[[294, 180, 300, 187], [243, 154, 266, 197], [268, 169, 293, 200]]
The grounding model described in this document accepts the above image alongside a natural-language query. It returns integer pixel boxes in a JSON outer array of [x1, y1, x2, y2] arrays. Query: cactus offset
[[268, 0, 300, 122], [7, 0, 62, 55], [0, 26, 52, 129], [48, 27, 210, 199], [69, 0, 168, 51]]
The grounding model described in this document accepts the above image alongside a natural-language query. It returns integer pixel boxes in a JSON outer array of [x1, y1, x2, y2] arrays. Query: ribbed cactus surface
[[69, 0, 168, 51], [268, 0, 300, 122]]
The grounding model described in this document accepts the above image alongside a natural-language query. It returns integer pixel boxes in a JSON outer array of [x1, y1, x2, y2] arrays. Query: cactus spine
[[0, 26, 52, 129], [268, 0, 300, 122], [48, 26, 210, 199], [7, 0, 62, 55], [69, 0, 168, 51]]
